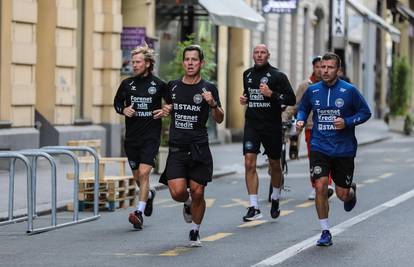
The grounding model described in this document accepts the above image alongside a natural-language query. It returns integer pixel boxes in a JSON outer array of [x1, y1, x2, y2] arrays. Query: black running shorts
[[124, 139, 160, 169], [243, 122, 282, 160], [310, 151, 355, 188], [163, 145, 213, 186]]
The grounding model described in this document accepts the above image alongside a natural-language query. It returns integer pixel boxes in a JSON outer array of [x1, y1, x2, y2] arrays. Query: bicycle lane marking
[[252, 188, 414, 267]]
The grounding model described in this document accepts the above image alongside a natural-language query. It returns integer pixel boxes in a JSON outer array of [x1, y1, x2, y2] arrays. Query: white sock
[[148, 190, 153, 200], [185, 195, 192, 206], [319, 218, 329, 231], [137, 201, 146, 213], [191, 222, 200, 231], [249, 195, 258, 209], [271, 187, 280, 200]]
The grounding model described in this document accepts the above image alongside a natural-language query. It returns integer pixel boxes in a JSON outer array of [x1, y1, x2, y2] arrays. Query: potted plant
[[388, 56, 412, 135], [155, 34, 216, 173]]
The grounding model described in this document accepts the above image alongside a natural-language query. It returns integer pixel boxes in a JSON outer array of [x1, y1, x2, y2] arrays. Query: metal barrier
[[1, 147, 100, 235], [42, 146, 100, 216], [18, 150, 57, 231], [0, 152, 33, 233]]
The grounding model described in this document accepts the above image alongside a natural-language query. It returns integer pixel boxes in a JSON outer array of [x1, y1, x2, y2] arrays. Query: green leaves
[[390, 56, 411, 116]]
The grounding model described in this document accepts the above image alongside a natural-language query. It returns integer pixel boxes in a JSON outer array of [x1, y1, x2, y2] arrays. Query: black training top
[[165, 79, 221, 145], [243, 63, 296, 130], [113, 73, 167, 142]]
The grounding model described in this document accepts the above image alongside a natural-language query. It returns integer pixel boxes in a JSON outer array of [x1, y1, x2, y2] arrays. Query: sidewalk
[[0, 119, 392, 220]]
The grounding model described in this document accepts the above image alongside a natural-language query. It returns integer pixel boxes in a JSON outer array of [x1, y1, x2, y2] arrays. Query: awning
[[397, 3, 414, 23], [347, 0, 400, 42], [198, 0, 265, 31]]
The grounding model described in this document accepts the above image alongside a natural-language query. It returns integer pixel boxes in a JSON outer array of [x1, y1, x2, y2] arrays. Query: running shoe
[[128, 210, 143, 230], [183, 199, 192, 223], [270, 199, 280, 219], [188, 230, 202, 247], [344, 183, 357, 212], [144, 189, 156, 217], [316, 230, 333, 246], [243, 206, 263, 222], [308, 188, 316, 200], [328, 185, 334, 199]]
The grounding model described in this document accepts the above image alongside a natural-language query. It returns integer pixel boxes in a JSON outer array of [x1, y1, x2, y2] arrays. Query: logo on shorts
[[193, 94, 203, 104], [335, 98, 344, 108], [244, 141, 253, 150], [313, 166, 322, 175], [129, 160, 137, 169], [148, 86, 157, 94], [346, 175, 352, 185], [260, 77, 269, 84]]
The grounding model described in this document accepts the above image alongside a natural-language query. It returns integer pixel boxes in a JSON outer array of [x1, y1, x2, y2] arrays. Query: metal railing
[[0, 146, 101, 235], [0, 152, 32, 233], [42, 146, 100, 217]]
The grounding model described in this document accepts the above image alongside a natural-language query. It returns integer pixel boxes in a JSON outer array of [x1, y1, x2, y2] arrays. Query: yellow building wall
[[227, 28, 251, 129], [0, 1, 13, 123], [7, 0, 37, 127], [122, 0, 155, 36]]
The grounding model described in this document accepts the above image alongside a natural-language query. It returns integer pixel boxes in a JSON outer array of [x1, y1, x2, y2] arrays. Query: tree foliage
[[390, 56, 411, 116]]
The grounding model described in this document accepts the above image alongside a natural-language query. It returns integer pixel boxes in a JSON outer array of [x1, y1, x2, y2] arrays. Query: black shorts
[[124, 139, 160, 169], [310, 151, 355, 188], [160, 144, 213, 186], [243, 122, 282, 160]]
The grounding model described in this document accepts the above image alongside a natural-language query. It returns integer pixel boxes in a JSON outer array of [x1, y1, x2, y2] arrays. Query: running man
[[296, 52, 371, 246], [159, 45, 224, 247], [240, 44, 296, 221], [287, 55, 334, 200], [113, 44, 171, 230]]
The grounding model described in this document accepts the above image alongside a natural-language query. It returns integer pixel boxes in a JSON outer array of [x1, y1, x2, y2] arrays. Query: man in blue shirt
[[296, 52, 371, 246]]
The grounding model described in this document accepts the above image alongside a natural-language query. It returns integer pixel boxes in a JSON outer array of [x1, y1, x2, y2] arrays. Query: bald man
[[240, 44, 296, 221]]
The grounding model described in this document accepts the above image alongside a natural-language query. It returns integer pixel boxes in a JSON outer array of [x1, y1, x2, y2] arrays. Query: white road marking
[[252, 188, 414, 266]]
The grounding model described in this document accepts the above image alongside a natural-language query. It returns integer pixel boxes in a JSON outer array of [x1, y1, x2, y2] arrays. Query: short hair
[[131, 43, 155, 72], [322, 52, 342, 68], [312, 55, 322, 65], [182, 45, 204, 61]]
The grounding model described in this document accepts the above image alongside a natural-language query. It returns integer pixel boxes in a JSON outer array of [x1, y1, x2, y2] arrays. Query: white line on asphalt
[[252, 188, 414, 267]]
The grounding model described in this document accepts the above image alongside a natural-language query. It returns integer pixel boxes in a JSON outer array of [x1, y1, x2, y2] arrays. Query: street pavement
[[1, 132, 413, 267], [0, 118, 392, 220]]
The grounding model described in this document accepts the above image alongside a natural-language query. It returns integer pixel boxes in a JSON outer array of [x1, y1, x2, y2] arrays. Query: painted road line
[[205, 198, 215, 208], [356, 183, 366, 188], [238, 220, 267, 228], [280, 210, 294, 216], [154, 199, 172, 205], [378, 173, 393, 179], [364, 179, 379, 184], [221, 198, 250, 208], [296, 201, 314, 208], [201, 232, 233, 242], [162, 203, 182, 208], [252, 188, 414, 266], [159, 247, 191, 257]]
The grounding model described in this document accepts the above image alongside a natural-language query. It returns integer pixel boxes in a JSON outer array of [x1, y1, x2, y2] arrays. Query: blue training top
[[296, 78, 371, 157]]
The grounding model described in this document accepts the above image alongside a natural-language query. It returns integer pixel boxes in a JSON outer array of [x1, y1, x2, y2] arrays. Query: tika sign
[[332, 0, 345, 37], [261, 0, 298, 14]]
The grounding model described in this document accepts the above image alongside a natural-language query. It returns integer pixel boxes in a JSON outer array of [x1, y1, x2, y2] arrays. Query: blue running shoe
[[344, 183, 357, 212], [316, 230, 332, 246]]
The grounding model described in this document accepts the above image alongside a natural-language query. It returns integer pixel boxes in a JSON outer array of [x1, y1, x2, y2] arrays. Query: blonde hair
[[131, 43, 155, 72]]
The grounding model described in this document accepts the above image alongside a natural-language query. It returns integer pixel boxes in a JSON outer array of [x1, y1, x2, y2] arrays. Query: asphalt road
[[1, 135, 414, 267]]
